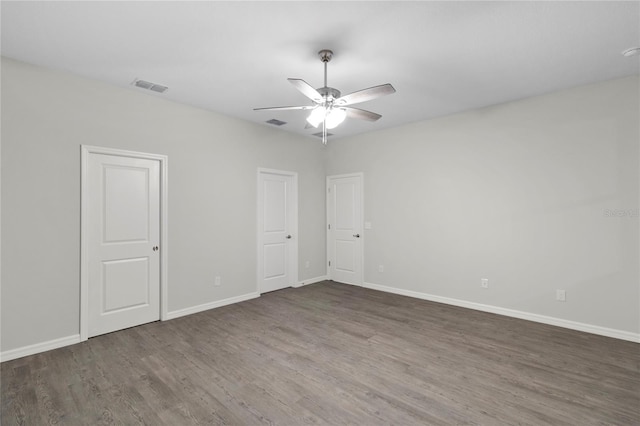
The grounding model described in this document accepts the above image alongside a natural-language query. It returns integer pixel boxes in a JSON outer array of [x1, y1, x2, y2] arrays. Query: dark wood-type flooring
[[2, 281, 639, 425]]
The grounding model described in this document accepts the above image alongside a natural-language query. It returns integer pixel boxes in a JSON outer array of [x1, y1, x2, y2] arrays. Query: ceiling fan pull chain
[[323, 120, 327, 145]]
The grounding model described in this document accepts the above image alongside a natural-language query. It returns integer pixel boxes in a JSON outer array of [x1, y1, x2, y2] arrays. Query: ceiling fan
[[254, 49, 396, 144]]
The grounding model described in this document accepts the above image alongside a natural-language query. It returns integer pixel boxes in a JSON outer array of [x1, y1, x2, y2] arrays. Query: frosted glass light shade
[[325, 108, 346, 129], [306, 106, 327, 128]]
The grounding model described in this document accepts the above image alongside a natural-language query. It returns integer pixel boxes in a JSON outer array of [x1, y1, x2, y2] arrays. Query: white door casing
[[257, 169, 298, 293], [81, 146, 168, 340], [327, 173, 363, 285]]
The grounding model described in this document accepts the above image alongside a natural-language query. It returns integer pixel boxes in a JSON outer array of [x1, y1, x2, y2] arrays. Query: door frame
[[326, 172, 364, 285], [80, 145, 169, 341], [256, 168, 298, 293]]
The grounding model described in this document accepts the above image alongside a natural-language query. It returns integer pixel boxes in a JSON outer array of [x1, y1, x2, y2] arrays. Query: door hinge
[[327, 187, 331, 193], [328, 224, 331, 230], [328, 260, 331, 267]]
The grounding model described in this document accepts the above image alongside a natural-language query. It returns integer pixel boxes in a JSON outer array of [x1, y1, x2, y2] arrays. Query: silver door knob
[[353, 234, 360, 238], [286, 235, 292, 239]]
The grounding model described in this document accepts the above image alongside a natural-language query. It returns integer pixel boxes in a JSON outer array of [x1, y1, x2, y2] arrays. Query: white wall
[[1, 57, 327, 353], [327, 76, 639, 336]]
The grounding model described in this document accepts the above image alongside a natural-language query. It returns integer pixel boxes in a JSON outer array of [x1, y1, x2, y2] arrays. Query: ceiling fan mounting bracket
[[318, 49, 333, 63]]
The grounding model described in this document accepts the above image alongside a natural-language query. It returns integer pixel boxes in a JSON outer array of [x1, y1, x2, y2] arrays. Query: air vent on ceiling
[[266, 119, 287, 126], [132, 79, 168, 93], [312, 131, 334, 138]]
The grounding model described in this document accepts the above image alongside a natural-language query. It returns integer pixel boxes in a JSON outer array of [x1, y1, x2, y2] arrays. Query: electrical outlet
[[481, 278, 489, 288], [214, 276, 221, 286], [556, 289, 566, 302], [305, 260, 310, 269], [378, 265, 384, 273]]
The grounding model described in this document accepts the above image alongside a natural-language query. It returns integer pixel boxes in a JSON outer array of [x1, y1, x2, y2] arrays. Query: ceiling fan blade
[[336, 84, 396, 106], [288, 78, 323, 103], [253, 105, 315, 111], [345, 107, 382, 122]]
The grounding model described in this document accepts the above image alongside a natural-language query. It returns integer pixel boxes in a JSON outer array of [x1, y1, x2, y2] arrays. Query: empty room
[[1, 1, 639, 425]]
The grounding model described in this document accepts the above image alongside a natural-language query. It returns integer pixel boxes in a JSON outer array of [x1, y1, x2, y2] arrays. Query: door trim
[[256, 168, 298, 293], [80, 145, 169, 341], [326, 172, 364, 285]]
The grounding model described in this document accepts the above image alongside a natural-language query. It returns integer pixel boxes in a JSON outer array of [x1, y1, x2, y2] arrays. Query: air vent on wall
[[312, 131, 334, 138], [266, 119, 287, 126], [132, 79, 168, 93]]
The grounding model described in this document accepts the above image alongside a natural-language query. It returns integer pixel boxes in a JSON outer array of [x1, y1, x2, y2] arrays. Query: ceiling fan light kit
[[254, 49, 396, 145], [306, 106, 346, 129]]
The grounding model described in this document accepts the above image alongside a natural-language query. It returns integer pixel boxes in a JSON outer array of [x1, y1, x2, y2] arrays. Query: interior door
[[87, 153, 161, 337], [327, 174, 363, 285], [258, 170, 297, 293]]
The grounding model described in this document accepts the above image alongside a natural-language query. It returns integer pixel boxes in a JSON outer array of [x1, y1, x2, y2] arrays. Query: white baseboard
[[5, 282, 633, 363], [166, 292, 260, 320], [363, 282, 640, 343], [2, 292, 261, 362], [293, 275, 328, 288], [1, 334, 81, 363]]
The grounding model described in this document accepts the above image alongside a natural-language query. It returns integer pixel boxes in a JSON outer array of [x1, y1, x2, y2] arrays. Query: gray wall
[[1, 58, 327, 351], [327, 76, 639, 334], [2, 57, 638, 354]]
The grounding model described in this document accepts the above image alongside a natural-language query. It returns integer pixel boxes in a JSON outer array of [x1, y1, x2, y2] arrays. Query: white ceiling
[[2, 1, 639, 141]]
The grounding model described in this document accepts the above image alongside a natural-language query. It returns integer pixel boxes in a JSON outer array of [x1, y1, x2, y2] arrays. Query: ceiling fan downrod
[[319, 49, 333, 88], [320, 49, 332, 144], [315, 49, 344, 139]]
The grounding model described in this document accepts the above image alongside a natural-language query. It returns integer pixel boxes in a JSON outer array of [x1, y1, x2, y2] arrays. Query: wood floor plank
[[2, 281, 638, 425]]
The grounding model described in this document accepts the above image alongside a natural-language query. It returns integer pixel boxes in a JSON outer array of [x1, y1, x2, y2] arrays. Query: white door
[[86, 153, 161, 337], [257, 169, 298, 293], [327, 174, 363, 285]]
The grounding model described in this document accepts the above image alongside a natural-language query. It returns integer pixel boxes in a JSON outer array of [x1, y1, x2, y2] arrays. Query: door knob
[[353, 234, 360, 238], [152, 246, 159, 251], [286, 235, 292, 239]]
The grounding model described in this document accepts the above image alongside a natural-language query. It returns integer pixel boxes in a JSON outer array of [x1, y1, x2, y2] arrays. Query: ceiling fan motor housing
[[318, 86, 341, 102]]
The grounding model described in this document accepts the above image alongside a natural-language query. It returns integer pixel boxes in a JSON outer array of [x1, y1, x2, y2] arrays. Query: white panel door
[[87, 153, 160, 337], [258, 170, 297, 293], [327, 174, 363, 285]]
